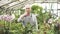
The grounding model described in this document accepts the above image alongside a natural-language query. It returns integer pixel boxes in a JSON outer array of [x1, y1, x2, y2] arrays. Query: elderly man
[[17, 5, 38, 31]]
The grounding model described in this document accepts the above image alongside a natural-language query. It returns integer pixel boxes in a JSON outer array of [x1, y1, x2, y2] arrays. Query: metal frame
[[0, 0, 60, 17]]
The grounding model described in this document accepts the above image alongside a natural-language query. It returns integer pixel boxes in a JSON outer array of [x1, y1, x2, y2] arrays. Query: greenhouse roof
[[0, 0, 60, 10]]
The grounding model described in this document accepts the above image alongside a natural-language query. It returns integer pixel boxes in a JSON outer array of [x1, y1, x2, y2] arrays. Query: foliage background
[[0, 5, 59, 34]]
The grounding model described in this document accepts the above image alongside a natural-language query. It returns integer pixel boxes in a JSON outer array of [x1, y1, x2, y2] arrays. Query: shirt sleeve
[[17, 15, 24, 22], [32, 14, 38, 31]]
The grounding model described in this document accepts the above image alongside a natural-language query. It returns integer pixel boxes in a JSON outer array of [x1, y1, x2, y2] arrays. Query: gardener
[[17, 4, 38, 31]]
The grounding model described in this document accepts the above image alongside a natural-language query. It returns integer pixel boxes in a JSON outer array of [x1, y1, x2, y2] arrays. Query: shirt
[[17, 13, 38, 30]]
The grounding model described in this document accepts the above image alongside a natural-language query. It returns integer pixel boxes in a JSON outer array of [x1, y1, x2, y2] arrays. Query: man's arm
[[17, 15, 23, 22], [17, 13, 27, 22]]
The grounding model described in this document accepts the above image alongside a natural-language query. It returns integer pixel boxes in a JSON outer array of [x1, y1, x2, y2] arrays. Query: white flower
[[48, 18, 53, 24]]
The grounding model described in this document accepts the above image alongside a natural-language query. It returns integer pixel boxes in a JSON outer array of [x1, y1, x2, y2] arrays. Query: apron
[[23, 13, 35, 26]]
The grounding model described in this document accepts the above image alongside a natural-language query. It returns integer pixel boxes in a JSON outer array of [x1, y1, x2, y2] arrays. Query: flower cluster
[[0, 14, 15, 22]]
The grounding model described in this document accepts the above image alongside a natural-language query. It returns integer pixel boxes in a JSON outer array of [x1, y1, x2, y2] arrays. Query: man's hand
[[20, 13, 28, 19], [17, 13, 27, 22]]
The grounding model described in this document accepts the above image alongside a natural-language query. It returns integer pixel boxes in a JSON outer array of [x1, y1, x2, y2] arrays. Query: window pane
[[51, 10, 57, 16], [58, 10, 60, 17], [52, 3, 57, 9], [53, 10, 58, 14], [42, 3, 51, 9], [44, 0, 57, 2], [58, 4, 60, 9], [45, 3, 51, 9], [41, 3, 46, 9]]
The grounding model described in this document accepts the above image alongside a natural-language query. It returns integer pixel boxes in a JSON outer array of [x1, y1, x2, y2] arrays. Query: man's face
[[25, 7, 31, 13]]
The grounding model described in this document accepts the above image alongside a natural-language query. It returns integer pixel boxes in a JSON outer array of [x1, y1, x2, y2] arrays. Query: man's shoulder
[[31, 13, 35, 15], [31, 13, 38, 17]]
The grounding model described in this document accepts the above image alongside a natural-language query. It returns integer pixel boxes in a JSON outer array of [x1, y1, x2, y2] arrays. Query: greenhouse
[[0, 0, 60, 34]]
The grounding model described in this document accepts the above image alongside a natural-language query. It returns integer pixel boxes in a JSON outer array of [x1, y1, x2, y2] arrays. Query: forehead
[[26, 7, 30, 9], [25, 5, 31, 9]]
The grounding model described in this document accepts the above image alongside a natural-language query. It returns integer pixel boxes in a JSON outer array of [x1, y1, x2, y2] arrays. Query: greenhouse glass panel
[[58, 10, 60, 17], [32, 3, 45, 9], [41, 3, 46, 9], [58, 0, 60, 2], [45, 3, 51, 9], [53, 10, 58, 14], [52, 3, 57, 10], [58, 4, 60, 9], [44, 0, 57, 2], [35, 0, 44, 2]]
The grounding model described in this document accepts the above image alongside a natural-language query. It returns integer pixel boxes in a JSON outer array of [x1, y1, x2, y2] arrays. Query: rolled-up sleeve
[[17, 15, 23, 22]]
